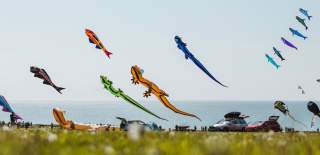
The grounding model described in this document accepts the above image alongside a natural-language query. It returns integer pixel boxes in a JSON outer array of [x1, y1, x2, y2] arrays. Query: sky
[[0, 0, 320, 101]]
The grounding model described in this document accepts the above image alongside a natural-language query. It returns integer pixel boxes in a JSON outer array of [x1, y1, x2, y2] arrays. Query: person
[[25, 122, 30, 129], [120, 121, 126, 130], [10, 112, 17, 125]]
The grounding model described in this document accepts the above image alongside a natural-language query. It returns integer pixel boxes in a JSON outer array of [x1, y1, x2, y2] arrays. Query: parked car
[[245, 116, 282, 132], [116, 117, 161, 131], [209, 112, 249, 131]]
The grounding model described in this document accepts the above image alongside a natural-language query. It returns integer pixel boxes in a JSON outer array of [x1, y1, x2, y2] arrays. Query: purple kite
[[0, 95, 22, 120], [281, 37, 298, 50]]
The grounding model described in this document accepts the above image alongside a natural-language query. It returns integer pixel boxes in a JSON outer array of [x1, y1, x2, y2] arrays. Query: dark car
[[209, 112, 249, 131], [245, 116, 282, 132], [116, 117, 161, 131]]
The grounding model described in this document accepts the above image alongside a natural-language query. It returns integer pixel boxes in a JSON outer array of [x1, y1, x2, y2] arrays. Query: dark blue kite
[[174, 36, 227, 87]]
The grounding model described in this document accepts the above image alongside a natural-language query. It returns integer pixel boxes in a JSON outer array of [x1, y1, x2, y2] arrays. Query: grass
[[0, 127, 319, 155]]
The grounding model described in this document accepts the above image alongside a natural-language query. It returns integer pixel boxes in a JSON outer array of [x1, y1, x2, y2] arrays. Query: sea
[[0, 101, 317, 131]]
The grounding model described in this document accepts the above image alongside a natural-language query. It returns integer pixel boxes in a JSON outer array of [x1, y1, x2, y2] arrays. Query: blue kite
[[299, 8, 312, 20], [289, 28, 307, 40], [174, 36, 227, 87], [265, 54, 280, 69], [0, 95, 22, 120]]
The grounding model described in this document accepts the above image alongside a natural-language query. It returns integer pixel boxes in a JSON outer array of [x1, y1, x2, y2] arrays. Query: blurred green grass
[[0, 128, 319, 155]]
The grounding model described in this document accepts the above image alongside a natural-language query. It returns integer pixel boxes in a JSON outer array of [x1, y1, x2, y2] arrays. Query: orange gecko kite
[[85, 28, 112, 58], [130, 65, 201, 121], [53, 108, 119, 131]]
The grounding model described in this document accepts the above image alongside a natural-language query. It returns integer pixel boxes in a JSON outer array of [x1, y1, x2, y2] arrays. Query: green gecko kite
[[100, 75, 168, 121]]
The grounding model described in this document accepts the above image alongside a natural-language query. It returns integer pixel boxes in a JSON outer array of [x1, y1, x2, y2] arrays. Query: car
[[116, 117, 161, 131], [209, 112, 248, 131], [245, 116, 282, 132]]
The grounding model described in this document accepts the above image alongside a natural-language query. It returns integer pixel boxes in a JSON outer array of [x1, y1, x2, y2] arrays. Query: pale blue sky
[[0, 0, 319, 101]]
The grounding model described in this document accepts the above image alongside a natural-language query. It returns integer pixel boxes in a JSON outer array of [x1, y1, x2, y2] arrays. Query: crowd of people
[[0, 113, 32, 129], [0, 121, 32, 128]]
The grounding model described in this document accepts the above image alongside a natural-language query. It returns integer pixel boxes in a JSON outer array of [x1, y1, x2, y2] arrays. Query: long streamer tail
[[288, 112, 307, 128], [311, 115, 316, 128]]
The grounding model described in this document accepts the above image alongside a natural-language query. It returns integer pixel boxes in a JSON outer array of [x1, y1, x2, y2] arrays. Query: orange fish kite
[[131, 65, 201, 121], [85, 28, 112, 58]]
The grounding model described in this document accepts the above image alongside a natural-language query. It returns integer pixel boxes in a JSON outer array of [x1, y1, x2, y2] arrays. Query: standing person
[[10, 112, 16, 125]]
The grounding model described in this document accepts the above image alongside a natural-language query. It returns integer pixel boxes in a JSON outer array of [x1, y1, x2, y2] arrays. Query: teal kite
[[0, 95, 22, 120]]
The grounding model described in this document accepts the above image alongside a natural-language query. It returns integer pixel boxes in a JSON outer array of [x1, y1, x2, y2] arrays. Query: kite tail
[[192, 57, 228, 88], [103, 49, 112, 58], [311, 115, 316, 128], [2, 108, 10, 112], [158, 95, 201, 121], [121, 94, 168, 121], [56, 87, 65, 94], [14, 114, 23, 120], [288, 112, 307, 128]]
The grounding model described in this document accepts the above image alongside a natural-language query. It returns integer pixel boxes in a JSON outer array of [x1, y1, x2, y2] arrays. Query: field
[[0, 127, 319, 155]]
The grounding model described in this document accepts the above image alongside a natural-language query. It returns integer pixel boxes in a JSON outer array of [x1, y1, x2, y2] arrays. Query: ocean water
[[0, 101, 317, 131]]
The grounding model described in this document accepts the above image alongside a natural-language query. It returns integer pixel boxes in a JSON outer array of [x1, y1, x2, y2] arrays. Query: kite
[[274, 101, 306, 127], [116, 117, 161, 131], [289, 28, 307, 40], [130, 65, 201, 121], [100, 75, 167, 121], [53, 108, 116, 131], [174, 36, 227, 87], [272, 47, 285, 61], [85, 28, 112, 59], [299, 8, 312, 20], [296, 16, 308, 30], [0, 95, 22, 120], [265, 54, 280, 69], [307, 101, 320, 127], [281, 37, 298, 50], [298, 85, 305, 95], [30, 66, 65, 94]]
